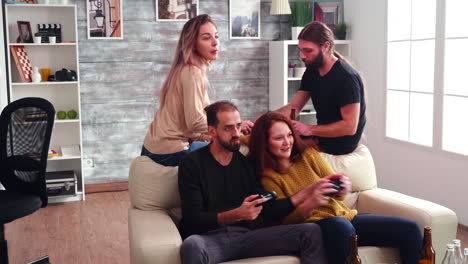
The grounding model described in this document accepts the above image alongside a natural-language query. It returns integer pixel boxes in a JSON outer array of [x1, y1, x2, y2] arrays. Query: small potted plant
[[291, 0, 313, 40], [33, 32, 42, 44], [335, 22, 347, 40]]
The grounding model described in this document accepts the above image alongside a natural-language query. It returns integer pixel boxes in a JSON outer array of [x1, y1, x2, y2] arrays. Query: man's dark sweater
[[178, 145, 295, 239]]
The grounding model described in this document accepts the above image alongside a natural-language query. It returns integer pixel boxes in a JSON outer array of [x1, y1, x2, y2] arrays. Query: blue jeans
[[141, 141, 209, 167], [180, 224, 326, 264], [315, 215, 422, 264]]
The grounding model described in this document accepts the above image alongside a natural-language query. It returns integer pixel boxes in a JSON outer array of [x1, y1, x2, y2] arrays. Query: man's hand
[[292, 120, 314, 136], [240, 120, 254, 135], [235, 194, 267, 221]]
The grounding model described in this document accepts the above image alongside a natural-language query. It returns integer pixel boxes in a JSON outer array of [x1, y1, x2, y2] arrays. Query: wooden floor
[[5, 191, 130, 264], [4, 191, 468, 264]]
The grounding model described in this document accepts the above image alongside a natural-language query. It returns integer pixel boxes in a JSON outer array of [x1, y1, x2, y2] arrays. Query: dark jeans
[[180, 224, 327, 264], [141, 141, 209, 166], [315, 215, 422, 264]]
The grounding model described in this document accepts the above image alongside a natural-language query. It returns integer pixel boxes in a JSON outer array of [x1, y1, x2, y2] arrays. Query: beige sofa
[[128, 145, 457, 264]]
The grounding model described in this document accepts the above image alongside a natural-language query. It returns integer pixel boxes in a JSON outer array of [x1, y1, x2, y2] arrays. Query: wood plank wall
[[50, 0, 292, 184]]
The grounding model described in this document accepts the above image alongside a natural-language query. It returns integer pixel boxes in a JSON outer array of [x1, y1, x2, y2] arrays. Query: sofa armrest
[[129, 208, 182, 264], [356, 188, 457, 264]]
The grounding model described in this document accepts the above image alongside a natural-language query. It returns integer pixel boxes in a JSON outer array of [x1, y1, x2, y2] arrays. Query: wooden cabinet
[[5, 4, 84, 202]]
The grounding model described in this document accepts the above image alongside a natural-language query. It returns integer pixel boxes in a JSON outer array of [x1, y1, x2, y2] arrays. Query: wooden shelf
[[8, 43, 76, 46], [12, 81, 78, 86], [55, 119, 80, 124], [48, 155, 81, 161]]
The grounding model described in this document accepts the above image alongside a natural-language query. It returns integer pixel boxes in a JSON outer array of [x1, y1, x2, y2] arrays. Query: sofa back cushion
[[128, 145, 377, 214], [129, 156, 180, 210], [319, 144, 377, 192]]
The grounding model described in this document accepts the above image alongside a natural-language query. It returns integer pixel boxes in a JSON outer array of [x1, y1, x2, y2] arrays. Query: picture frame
[[156, 0, 198, 21], [17, 21, 33, 43], [313, 0, 344, 32], [87, 0, 123, 39], [229, 0, 261, 39], [6, 0, 37, 3]]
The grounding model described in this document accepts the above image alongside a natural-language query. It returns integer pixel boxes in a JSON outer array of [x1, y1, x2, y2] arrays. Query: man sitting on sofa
[[178, 101, 328, 264]]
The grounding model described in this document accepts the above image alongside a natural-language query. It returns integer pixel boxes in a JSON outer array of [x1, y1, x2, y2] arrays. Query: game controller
[[325, 179, 344, 196], [255, 191, 277, 206]]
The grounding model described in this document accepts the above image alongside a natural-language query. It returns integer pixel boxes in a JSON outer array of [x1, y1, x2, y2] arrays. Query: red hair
[[248, 112, 316, 174]]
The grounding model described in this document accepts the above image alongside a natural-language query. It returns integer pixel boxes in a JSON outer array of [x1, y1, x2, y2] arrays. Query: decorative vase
[[291, 27, 303, 40], [32, 66, 41, 83]]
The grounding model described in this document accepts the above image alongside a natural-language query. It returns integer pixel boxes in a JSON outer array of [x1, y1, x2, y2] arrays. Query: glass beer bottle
[[419, 226, 436, 264], [348, 234, 361, 264]]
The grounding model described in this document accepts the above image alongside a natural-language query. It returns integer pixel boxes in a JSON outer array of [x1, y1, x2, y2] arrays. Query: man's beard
[[218, 136, 241, 152], [305, 50, 324, 70]]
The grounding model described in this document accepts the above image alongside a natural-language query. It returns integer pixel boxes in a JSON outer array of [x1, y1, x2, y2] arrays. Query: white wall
[[346, 0, 468, 226]]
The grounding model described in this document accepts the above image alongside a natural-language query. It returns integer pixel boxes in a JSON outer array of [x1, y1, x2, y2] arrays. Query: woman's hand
[[297, 179, 335, 217], [240, 120, 254, 135], [325, 174, 351, 197]]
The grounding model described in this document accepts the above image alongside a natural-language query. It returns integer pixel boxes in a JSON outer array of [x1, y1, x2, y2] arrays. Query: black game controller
[[255, 191, 277, 206], [325, 179, 344, 196]]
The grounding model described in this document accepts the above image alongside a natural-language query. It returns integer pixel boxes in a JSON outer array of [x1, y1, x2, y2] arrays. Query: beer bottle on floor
[[419, 226, 435, 264], [462, 248, 468, 264], [348, 234, 361, 264], [441, 243, 456, 264]]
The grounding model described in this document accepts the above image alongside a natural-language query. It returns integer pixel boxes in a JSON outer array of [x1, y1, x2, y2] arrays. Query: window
[[386, 0, 468, 155], [442, 0, 468, 155]]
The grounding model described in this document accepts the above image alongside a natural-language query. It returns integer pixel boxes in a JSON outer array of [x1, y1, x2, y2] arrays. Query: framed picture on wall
[[87, 0, 123, 39], [6, 0, 37, 3], [156, 0, 198, 21], [229, 0, 261, 39], [313, 0, 344, 32]]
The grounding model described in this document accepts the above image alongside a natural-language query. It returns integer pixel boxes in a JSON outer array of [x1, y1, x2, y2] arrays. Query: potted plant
[[335, 22, 347, 40], [33, 32, 42, 44], [291, 0, 313, 40]]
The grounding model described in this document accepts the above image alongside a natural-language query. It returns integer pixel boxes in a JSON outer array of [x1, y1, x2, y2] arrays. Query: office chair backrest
[[0, 97, 55, 208]]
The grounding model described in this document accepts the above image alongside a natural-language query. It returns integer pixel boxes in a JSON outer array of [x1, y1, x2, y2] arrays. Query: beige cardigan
[[143, 65, 210, 154]]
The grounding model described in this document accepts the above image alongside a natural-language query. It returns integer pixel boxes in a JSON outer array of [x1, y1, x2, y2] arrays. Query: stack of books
[[24, 110, 47, 121]]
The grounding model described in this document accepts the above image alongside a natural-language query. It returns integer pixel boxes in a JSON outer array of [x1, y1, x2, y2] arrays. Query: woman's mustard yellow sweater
[[261, 148, 357, 224]]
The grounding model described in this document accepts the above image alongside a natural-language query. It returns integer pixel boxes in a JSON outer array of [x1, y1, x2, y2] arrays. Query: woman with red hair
[[247, 112, 422, 264]]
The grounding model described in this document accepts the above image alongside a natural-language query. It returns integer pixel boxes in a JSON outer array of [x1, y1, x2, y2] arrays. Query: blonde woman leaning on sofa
[[142, 14, 252, 166], [247, 112, 422, 264]]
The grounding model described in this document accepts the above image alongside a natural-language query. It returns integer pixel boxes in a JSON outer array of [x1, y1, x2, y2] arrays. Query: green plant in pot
[[291, 0, 313, 39], [335, 22, 347, 40], [33, 32, 42, 43]]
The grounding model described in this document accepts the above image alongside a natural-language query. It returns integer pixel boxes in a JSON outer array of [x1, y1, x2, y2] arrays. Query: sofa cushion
[[129, 156, 180, 210], [319, 144, 377, 192]]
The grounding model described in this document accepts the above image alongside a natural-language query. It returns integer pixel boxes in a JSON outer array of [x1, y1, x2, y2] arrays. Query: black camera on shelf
[[55, 68, 77, 81]]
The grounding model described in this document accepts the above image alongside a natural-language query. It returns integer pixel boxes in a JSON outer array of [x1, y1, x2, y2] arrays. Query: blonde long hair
[[159, 14, 217, 107]]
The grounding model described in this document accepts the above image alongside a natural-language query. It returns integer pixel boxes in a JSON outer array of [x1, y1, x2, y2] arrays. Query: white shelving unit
[[269, 40, 351, 124], [5, 4, 84, 202]]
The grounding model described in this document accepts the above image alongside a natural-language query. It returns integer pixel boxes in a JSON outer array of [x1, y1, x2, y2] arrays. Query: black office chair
[[0, 97, 55, 264]]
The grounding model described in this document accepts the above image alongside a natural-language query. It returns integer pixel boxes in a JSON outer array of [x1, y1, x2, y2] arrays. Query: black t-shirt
[[178, 145, 294, 238], [299, 59, 366, 155]]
